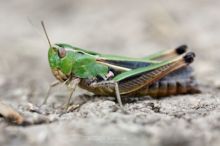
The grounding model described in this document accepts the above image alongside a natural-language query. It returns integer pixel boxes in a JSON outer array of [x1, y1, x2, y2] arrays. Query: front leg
[[42, 81, 60, 105], [66, 78, 81, 108]]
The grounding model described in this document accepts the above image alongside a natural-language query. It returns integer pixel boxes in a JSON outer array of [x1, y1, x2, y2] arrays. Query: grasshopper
[[41, 22, 200, 108]]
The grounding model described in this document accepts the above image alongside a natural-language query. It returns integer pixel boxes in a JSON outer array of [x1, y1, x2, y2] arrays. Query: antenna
[[41, 21, 52, 47]]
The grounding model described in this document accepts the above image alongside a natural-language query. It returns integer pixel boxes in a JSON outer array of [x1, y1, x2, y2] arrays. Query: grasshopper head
[[48, 45, 73, 82], [41, 22, 75, 82]]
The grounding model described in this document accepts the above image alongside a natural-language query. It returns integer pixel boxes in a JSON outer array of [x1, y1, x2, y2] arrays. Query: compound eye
[[58, 48, 66, 58]]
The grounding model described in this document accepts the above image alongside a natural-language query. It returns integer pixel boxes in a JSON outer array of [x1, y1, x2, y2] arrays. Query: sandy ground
[[1, 0, 220, 146]]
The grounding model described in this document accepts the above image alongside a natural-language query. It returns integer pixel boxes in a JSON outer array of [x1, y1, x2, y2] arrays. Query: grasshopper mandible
[[41, 22, 200, 108]]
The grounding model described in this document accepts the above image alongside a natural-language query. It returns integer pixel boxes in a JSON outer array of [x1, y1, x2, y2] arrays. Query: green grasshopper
[[41, 22, 200, 108]]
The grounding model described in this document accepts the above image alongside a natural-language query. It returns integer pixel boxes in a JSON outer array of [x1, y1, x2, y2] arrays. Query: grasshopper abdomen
[[79, 54, 200, 98], [144, 67, 200, 97]]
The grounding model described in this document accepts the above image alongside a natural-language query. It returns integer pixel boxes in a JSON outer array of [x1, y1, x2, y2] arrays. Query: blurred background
[[0, 0, 220, 146], [1, 0, 220, 101]]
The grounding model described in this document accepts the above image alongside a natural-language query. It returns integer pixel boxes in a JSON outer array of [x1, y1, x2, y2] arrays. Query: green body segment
[[48, 44, 161, 80], [48, 45, 109, 79]]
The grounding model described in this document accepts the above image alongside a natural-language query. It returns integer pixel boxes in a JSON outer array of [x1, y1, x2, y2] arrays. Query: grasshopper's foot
[[58, 104, 80, 116], [41, 97, 49, 106], [118, 105, 127, 114], [62, 102, 72, 111], [63, 104, 80, 112]]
